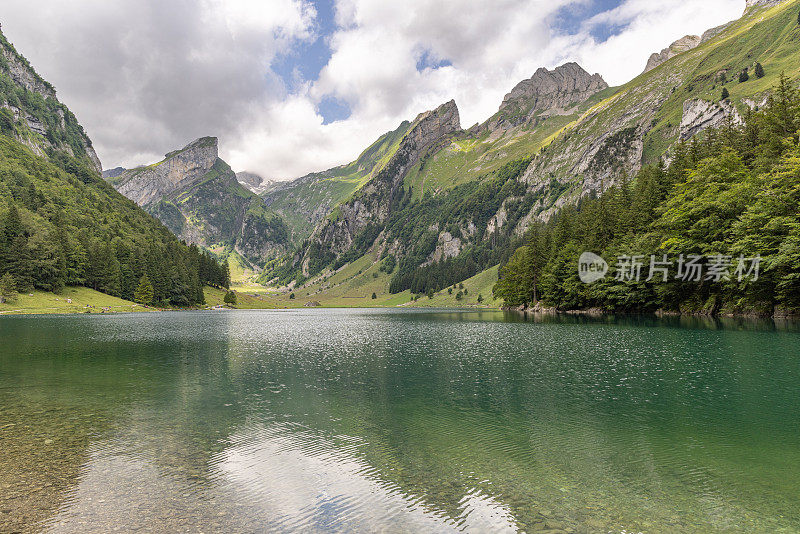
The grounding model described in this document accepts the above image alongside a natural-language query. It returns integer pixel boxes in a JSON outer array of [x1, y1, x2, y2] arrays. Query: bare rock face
[[0, 44, 56, 99], [302, 100, 462, 274], [680, 99, 743, 141], [643, 35, 701, 74], [115, 137, 219, 206], [109, 136, 290, 264], [0, 30, 101, 172], [493, 63, 607, 129], [422, 231, 462, 266], [405, 100, 462, 151]]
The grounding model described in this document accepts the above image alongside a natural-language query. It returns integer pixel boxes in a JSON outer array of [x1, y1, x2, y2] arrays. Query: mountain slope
[[0, 27, 228, 305], [264, 64, 611, 286], [262, 119, 412, 244], [520, 0, 800, 218], [109, 137, 290, 264], [0, 31, 100, 172], [261, 0, 800, 299], [261, 63, 610, 255]]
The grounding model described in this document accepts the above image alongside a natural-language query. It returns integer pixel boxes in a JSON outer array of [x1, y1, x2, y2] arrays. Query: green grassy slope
[[202, 286, 277, 309], [259, 249, 502, 309], [0, 287, 143, 315]]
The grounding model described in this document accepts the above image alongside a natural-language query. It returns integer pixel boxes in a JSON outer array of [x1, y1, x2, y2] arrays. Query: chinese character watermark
[[578, 253, 760, 284]]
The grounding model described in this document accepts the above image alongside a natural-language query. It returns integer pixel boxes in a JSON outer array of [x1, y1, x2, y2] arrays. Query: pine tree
[[755, 62, 764, 79], [134, 274, 154, 305], [721, 87, 730, 101], [223, 262, 231, 289], [0, 272, 17, 303], [739, 69, 750, 83], [90, 242, 121, 296], [371, 292, 377, 299]]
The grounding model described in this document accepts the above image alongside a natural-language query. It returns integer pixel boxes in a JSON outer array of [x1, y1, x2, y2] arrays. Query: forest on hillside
[[0, 138, 230, 306], [494, 75, 800, 316]]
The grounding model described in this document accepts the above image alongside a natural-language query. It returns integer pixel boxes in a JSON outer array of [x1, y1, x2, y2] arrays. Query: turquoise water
[[1, 309, 799, 533]]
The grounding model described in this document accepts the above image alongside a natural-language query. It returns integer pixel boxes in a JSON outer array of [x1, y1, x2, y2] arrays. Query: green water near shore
[[1, 310, 799, 533]]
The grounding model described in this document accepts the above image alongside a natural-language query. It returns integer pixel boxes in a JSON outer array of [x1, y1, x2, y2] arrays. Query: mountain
[[107, 137, 289, 264], [265, 64, 612, 284], [642, 35, 702, 74], [519, 0, 799, 217], [261, 119, 412, 244], [236, 171, 277, 195], [0, 32, 101, 172], [0, 27, 227, 305], [260, 0, 800, 300], [487, 62, 608, 131], [264, 63, 610, 253], [102, 166, 126, 179]]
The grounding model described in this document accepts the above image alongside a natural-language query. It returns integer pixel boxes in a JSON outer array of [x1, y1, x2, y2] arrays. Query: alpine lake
[[1, 309, 799, 533]]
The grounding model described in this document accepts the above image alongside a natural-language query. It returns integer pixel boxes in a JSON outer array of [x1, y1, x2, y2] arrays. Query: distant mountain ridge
[[236, 171, 277, 195]]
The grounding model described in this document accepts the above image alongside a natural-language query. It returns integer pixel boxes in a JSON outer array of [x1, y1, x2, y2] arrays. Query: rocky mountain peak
[[112, 136, 221, 206], [165, 136, 218, 160], [406, 99, 461, 151], [643, 35, 702, 74], [237, 171, 278, 195], [497, 63, 608, 123]]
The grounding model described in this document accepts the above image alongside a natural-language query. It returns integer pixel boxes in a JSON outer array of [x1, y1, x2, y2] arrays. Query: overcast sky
[[1, 0, 744, 180]]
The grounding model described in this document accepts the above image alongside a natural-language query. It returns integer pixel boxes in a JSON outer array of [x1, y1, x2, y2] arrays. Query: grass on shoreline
[[254, 255, 503, 309], [0, 263, 504, 315], [0, 287, 145, 315]]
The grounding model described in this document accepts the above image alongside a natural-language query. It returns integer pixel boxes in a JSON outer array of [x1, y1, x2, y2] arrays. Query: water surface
[[1, 309, 799, 533]]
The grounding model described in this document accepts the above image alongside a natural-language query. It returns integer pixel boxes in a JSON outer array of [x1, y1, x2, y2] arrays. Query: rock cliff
[[680, 99, 743, 140], [300, 100, 461, 273], [115, 137, 219, 206], [0, 29, 101, 172], [643, 35, 702, 74], [108, 137, 290, 264], [489, 63, 607, 130]]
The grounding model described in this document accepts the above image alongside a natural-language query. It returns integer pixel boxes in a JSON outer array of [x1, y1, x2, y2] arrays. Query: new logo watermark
[[578, 252, 609, 284], [578, 253, 760, 284]]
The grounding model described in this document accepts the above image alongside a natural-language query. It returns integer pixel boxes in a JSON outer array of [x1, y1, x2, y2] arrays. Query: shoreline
[[503, 303, 800, 320]]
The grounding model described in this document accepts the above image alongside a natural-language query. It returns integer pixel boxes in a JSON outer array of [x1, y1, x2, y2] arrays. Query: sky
[[0, 0, 745, 180]]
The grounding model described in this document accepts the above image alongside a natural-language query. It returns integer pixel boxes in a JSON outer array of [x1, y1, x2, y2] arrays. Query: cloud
[[0, 0, 315, 172], [0, 0, 745, 180]]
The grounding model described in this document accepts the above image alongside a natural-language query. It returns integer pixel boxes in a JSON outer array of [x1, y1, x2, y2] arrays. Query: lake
[[1, 309, 799, 533]]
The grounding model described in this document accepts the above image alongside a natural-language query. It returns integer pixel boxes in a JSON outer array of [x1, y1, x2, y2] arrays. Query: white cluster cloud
[[1, 0, 744, 180]]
